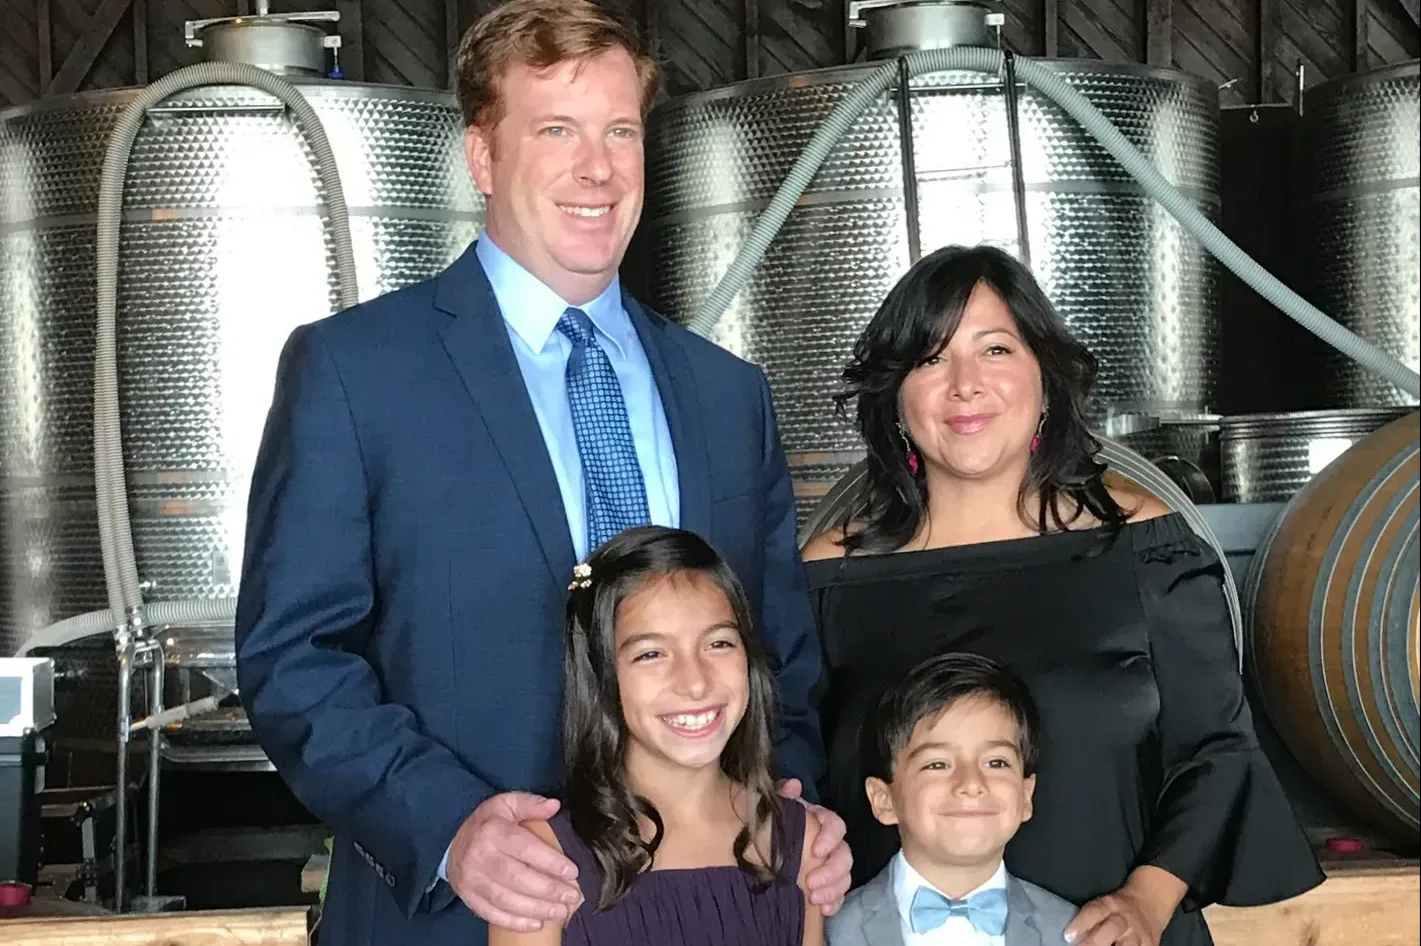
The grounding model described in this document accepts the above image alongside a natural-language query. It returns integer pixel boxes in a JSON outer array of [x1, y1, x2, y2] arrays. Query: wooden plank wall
[[0, 1, 1417, 109]]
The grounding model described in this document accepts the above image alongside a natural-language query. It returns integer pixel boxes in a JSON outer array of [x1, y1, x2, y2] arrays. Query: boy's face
[[865, 695, 1035, 869]]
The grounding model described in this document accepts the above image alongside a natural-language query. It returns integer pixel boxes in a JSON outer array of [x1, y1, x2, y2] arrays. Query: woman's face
[[898, 282, 1044, 482], [614, 573, 750, 775]]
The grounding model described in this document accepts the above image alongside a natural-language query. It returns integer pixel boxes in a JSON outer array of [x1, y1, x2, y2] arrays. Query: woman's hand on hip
[[447, 791, 581, 932]]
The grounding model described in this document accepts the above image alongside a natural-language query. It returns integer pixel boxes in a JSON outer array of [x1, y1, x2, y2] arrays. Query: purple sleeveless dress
[[547, 795, 807, 946]]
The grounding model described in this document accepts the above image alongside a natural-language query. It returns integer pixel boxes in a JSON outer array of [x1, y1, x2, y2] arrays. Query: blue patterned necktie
[[909, 885, 1009, 936], [557, 307, 651, 550]]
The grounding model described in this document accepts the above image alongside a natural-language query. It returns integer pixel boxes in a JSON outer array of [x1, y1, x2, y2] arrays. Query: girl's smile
[[614, 571, 749, 773], [660, 705, 727, 739]]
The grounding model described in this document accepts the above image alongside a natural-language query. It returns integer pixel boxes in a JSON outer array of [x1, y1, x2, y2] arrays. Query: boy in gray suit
[[827, 653, 1075, 946]]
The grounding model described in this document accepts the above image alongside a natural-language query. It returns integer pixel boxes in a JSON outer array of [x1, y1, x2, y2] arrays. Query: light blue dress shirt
[[477, 236, 680, 559], [435, 236, 680, 885]]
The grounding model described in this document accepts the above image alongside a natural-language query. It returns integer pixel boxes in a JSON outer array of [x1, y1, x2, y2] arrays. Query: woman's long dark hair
[[835, 243, 1126, 553], [562, 526, 785, 910]]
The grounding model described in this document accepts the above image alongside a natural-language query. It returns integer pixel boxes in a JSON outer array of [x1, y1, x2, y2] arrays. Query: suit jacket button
[[387, 874, 397, 888]]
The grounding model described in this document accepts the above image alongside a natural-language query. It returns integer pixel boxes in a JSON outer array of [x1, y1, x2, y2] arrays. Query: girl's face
[[613, 571, 749, 774]]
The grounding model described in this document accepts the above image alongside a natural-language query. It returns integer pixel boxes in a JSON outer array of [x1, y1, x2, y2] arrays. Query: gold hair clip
[[568, 562, 592, 592]]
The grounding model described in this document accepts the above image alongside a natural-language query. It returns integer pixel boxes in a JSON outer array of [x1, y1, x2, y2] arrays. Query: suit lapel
[[1005, 874, 1044, 946], [858, 868, 907, 946], [624, 293, 712, 539], [434, 244, 576, 589]]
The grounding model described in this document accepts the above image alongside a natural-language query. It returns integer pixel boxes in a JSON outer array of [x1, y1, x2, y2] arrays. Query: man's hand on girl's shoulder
[[777, 778, 853, 916]]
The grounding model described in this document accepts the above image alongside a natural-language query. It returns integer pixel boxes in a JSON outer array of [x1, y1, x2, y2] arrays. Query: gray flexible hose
[[687, 45, 1421, 399], [82, 64, 358, 910], [92, 61, 360, 633], [15, 598, 240, 657]]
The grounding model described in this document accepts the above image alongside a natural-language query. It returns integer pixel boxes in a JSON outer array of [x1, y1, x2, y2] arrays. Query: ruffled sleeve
[[1130, 515, 1325, 909]]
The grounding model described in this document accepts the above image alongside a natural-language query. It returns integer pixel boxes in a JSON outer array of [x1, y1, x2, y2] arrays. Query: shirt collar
[[892, 850, 1007, 928], [475, 235, 629, 356]]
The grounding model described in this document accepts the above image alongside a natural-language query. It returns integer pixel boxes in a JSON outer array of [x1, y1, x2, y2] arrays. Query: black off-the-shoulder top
[[805, 513, 1325, 946]]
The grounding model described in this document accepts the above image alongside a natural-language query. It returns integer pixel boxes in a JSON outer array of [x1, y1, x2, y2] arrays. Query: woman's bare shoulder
[[1106, 480, 1174, 522], [801, 526, 851, 562]]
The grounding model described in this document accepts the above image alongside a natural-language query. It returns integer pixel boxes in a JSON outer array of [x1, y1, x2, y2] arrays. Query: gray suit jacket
[[826, 859, 1076, 946]]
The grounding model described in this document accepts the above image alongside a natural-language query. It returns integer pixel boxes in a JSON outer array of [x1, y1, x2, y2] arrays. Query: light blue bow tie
[[909, 885, 1009, 936]]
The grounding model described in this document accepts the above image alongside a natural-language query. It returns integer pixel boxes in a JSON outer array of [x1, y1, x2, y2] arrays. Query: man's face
[[465, 48, 645, 305]]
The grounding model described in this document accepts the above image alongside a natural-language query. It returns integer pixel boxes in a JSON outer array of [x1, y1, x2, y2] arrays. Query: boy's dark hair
[[863, 652, 1041, 782]]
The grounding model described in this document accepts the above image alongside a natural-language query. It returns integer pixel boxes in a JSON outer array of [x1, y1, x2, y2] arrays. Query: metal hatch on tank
[[627, 0, 1224, 523]]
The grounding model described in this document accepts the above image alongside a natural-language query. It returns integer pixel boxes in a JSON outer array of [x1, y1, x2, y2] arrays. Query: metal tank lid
[[185, 0, 341, 77], [1219, 407, 1416, 441], [646, 54, 1216, 119], [1304, 57, 1420, 99], [849, 1, 1003, 58], [0, 78, 457, 124]]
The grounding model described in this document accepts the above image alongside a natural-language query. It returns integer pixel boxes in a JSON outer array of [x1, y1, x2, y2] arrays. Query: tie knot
[[556, 307, 596, 346]]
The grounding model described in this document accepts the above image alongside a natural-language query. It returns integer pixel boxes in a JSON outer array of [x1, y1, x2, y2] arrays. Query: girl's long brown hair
[[562, 526, 785, 910]]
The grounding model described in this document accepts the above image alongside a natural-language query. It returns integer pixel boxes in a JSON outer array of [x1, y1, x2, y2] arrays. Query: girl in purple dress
[[490, 526, 823, 946]]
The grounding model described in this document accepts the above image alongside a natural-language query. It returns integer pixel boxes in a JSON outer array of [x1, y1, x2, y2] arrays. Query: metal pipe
[[114, 639, 134, 912], [894, 55, 922, 263], [1002, 50, 1032, 268], [113, 634, 164, 910], [81, 814, 98, 903], [146, 641, 165, 897]]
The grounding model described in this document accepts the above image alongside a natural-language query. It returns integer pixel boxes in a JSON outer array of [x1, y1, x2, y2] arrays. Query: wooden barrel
[[1245, 412, 1420, 841]]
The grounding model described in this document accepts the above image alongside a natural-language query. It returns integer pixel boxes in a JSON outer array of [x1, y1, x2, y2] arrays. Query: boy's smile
[[865, 694, 1036, 897]]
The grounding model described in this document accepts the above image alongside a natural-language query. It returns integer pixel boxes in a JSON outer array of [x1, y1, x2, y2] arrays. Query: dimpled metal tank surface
[[630, 59, 1222, 522], [1296, 60, 1420, 410], [0, 80, 481, 755]]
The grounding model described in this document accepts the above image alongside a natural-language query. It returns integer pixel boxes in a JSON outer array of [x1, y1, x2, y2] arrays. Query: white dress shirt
[[892, 852, 1008, 946]]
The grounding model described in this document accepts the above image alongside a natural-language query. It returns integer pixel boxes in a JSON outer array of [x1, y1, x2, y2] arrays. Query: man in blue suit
[[233, 2, 850, 944]]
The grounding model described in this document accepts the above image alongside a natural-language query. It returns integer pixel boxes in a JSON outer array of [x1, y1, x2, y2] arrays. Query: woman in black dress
[[802, 245, 1323, 946]]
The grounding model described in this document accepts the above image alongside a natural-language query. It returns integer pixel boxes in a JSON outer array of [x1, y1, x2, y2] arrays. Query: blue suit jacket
[[234, 242, 825, 946]]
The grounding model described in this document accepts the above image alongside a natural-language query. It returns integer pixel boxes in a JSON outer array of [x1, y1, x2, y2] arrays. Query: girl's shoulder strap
[[547, 808, 606, 904], [775, 795, 809, 884]]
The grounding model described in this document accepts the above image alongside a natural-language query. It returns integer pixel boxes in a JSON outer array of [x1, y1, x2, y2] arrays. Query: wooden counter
[[1203, 857, 1418, 946], [296, 852, 1419, 945], [2, 856, 1415, 945], [0, 906, 310, 945]]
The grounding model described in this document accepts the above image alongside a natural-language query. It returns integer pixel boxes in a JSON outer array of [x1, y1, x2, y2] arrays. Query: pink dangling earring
[[897, 421, 920, 475], [1030, 411, 1046, 454]]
